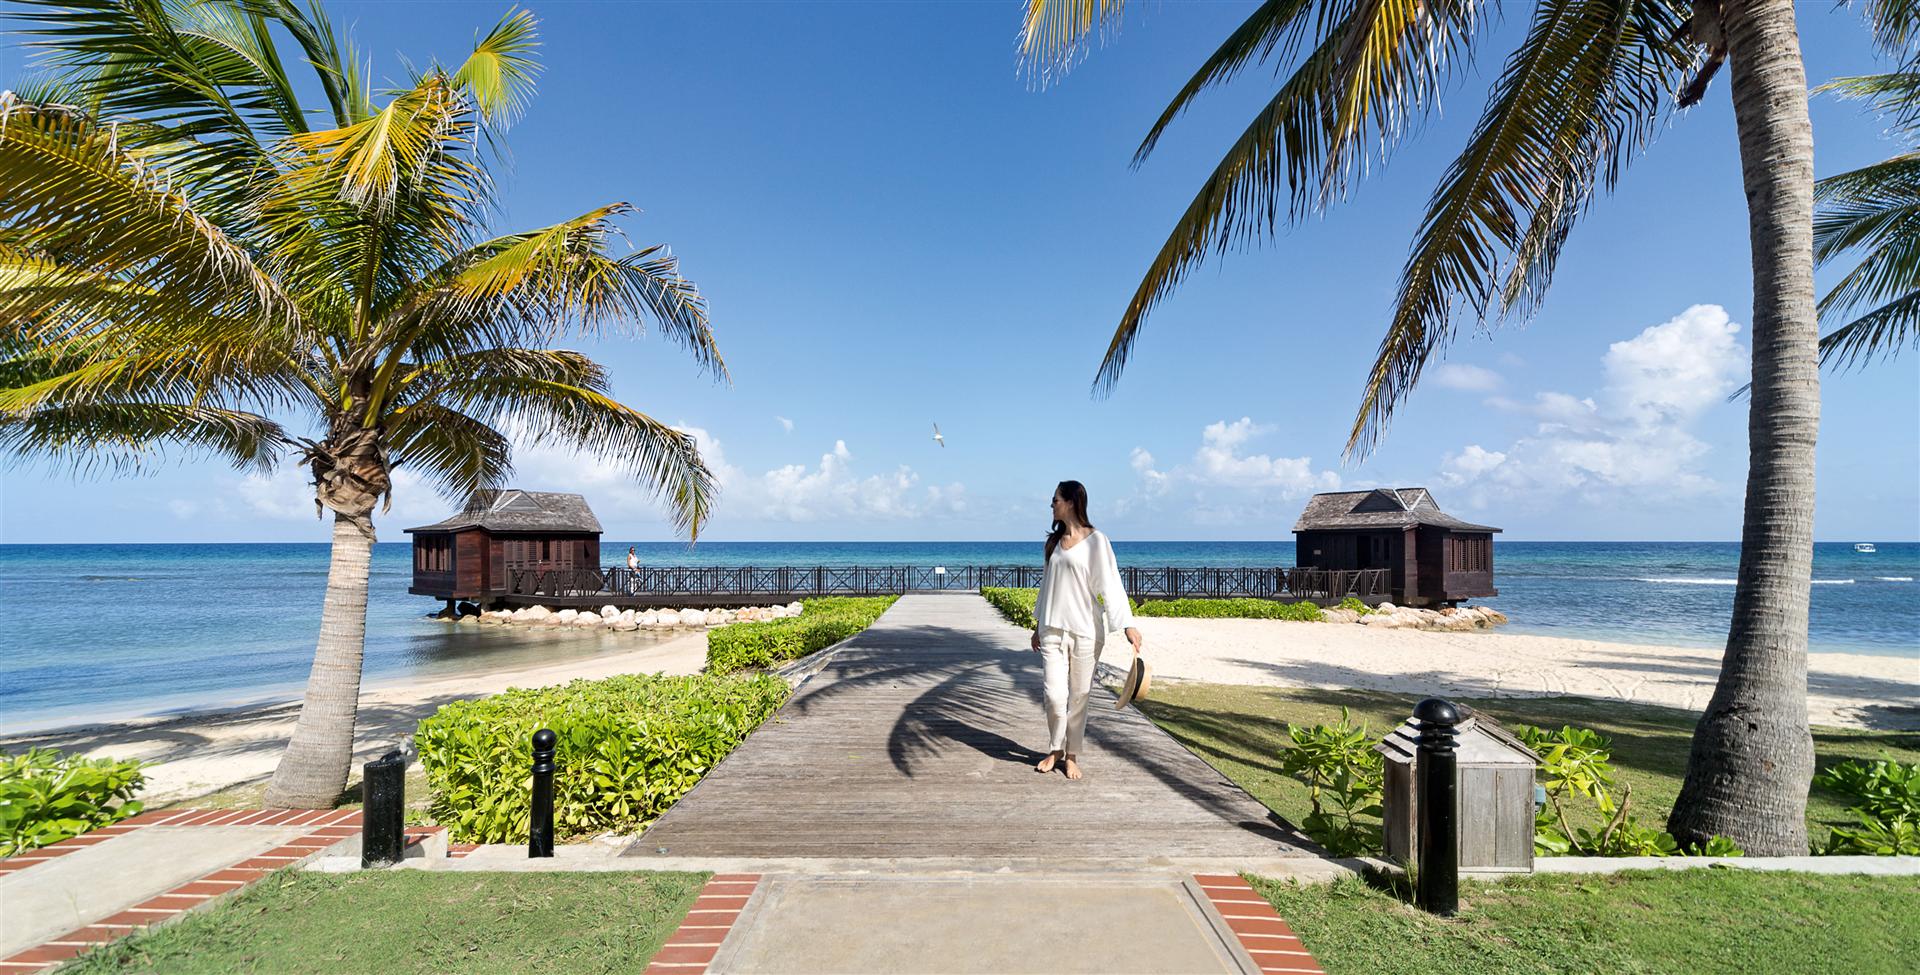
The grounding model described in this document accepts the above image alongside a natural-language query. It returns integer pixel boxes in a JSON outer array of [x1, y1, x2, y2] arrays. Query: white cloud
[[1114, 418, 1340, 525], [776, 416, 794, 433], [1192, 417, 1342, 494], [167, 499, 200, 520], [1439, 304, 1747, 506], [510, 424, 965, 528], [1432, 363, 1503, 392]]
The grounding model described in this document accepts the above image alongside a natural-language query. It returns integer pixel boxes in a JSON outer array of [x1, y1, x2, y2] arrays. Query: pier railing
[[505, 565, 1390, 606]]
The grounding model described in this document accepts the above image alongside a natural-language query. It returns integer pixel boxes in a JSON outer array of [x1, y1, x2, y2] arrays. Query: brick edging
[[0, 808, 366, 972], [1193, 874, 1326, 975], [645, 874, 761, 974]]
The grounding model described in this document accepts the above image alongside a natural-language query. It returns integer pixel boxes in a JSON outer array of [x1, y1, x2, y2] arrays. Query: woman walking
[[1031, 480, 1144, 780]]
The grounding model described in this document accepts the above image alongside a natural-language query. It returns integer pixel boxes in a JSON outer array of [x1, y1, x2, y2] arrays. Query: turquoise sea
[[1, 541, 1914, 733]]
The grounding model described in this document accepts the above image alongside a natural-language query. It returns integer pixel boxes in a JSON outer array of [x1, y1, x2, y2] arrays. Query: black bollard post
[[361, 750, 406, 869], [529, 728, 556, 858], [1414, 698, 1461, 915]]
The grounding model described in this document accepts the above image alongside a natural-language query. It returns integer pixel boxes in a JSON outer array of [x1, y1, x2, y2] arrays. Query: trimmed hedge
[[1135, 598, 1324, 621], [1, 749, 147, 856], [705, 596, 898, 675], [982, 587, 1325, 625], [980, 587, 1038, 629], [415, 673, 788, 843]]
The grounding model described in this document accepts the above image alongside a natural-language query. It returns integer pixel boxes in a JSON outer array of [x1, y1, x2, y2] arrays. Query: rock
[[656, 609, 682, 626], [556, 609, 579, 623], [787, 601, 804, 614], [681, 609, 708, 627], [639, 610, 660, 626], [600, 605, 620, 619], [1482, 608, 1509, 625], [619, 609, 637, 624], [1320, 608, 1359, 624], [1375, 602, 1396, 613], [1439, 606, 1458, 616], [613, 620, 638, 631], [575, 613, 604, 627]]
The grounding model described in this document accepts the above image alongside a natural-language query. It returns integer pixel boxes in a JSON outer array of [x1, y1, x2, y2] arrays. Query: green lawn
[[61, 871, 706, 974], [1253, 869, 1917, 974], [1136, 683, 1920, 846]]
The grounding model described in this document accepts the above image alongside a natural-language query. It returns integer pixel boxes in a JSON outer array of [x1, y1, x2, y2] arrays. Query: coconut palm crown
[[0, 1, 725, 807], [1813, 62, 1920, 371]]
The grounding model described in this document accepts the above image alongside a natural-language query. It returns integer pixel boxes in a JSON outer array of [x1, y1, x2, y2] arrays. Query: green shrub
[[415, 673, 788, 843], [1816, 759, 1920, 855], [1134, 598, 1325, 621], [1277, 708, 1384, 857], [0, 749, 147, 856], [981, 587, 1038, 629], [1337, 596, 1374, 615], [1515, 724, 1742, 857], [705, 596, 897, 675]]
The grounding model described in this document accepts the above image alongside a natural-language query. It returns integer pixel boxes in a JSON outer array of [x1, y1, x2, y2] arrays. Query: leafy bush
[[705, 596, 897, 675], [0, 749, 147, 856], [1135, 598, 1324, 621], [1816, 759, 1920, 855], [1277, 708, 1385, 856], [415, 673, 788, 843], [1337, 596, 1374, 615], [1515, 724, 1741, 857], [981, 587, 1038, 629]]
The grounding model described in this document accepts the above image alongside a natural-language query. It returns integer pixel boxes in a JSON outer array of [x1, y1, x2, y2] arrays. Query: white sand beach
[[4, 613, 1914, 807], [0, 631, 711, 804], [1134, 618, 1920, 732]]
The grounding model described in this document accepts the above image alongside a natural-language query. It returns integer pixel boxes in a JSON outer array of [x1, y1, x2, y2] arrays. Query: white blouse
[[1032, 529, 1135, 640]]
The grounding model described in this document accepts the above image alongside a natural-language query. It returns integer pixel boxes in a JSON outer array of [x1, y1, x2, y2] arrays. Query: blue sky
[[3, 1, 1917, 544]]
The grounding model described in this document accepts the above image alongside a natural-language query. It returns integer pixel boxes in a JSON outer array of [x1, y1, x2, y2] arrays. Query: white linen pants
[[1039, 627, 1101, 754]]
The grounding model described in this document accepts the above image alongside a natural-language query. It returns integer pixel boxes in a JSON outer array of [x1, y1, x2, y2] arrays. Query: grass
[[60, 870, 707, 974], [1136, 682, 1920, 847], [1253, 869, 1918, 974]]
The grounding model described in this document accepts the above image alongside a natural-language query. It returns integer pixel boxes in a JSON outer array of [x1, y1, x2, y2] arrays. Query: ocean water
[[0, 541, 1913, 733]]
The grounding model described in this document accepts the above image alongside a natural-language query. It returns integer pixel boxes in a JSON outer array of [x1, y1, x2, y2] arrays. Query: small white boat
[[1854, 542, 1877, 554]]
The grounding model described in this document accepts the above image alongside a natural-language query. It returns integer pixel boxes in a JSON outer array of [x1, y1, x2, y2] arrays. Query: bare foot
[[1035, 751, 1061, 773], [1064, 756, 1083, 780]]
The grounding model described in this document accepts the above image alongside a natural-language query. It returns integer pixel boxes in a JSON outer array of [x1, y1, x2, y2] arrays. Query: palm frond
[[1019, 0, 1129, 86], [1132, 0, 1315, 166], [0, 394, 285, 476], [1344, 0, 1688, 457], [437, 374, 717, 540], [1819, 70, 1920, 133], [450, 8, 542, 124], [386, 401, 513, 500], [0, 96, 301, 336], [1816, 289, 1920, 371], [1090, 1, 1483, 397]]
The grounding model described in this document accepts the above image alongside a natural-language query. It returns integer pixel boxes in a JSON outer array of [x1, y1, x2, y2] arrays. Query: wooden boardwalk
[[626, 594, 1318, 859]]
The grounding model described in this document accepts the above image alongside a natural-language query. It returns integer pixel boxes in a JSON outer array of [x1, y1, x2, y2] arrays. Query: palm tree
[[1, 2, 725, 808], [1017, 0, 1898, 854]]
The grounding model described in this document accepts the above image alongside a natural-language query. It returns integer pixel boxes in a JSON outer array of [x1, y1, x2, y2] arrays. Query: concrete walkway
[[628, 593, 1318, 860]]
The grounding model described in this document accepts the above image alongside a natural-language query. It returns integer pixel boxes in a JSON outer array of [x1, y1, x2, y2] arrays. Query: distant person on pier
[[1031, 480, 1145, 781], [627, 547, 640, 572]]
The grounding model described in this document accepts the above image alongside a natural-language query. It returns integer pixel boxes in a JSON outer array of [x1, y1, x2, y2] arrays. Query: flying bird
[[932, 423, 945, 448]]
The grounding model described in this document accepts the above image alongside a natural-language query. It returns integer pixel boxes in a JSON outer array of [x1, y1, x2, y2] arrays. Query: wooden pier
[[624, 593, 1320, 858], [498, 564, 1391, 609]]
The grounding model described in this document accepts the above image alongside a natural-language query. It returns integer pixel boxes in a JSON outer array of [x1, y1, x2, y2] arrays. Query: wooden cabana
[[406, 490, 602, 609], [1292, 488, 1500, 607]]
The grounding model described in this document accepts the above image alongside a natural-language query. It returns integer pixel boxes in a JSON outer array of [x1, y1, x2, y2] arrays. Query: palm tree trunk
[[1667, 0, 1819, 856], [263, 510, 374, 808]]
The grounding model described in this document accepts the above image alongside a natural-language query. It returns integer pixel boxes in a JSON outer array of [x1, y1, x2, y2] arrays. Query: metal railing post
[[1414, 698, 1461, 915], [529, 728, 556, 858]]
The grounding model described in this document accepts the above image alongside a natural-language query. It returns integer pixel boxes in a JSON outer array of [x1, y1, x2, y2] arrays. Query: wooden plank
[[626, 593, 1319, 860]]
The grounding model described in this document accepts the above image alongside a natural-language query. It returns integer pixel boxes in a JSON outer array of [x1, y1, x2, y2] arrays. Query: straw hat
[[1115, 651, 1152, 709]]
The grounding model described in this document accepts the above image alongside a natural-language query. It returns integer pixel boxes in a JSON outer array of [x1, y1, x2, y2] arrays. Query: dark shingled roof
[[1292, 487, 1501, 533], [405, 490, 602, 534]]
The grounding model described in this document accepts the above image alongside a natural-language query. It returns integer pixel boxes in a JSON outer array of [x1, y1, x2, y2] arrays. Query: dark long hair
[[1045, 480, 1093, 560]]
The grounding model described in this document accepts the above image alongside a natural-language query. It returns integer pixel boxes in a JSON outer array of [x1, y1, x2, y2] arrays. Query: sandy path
[[1134, 618, 1920, 731], [0, 631, 711, 804]]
